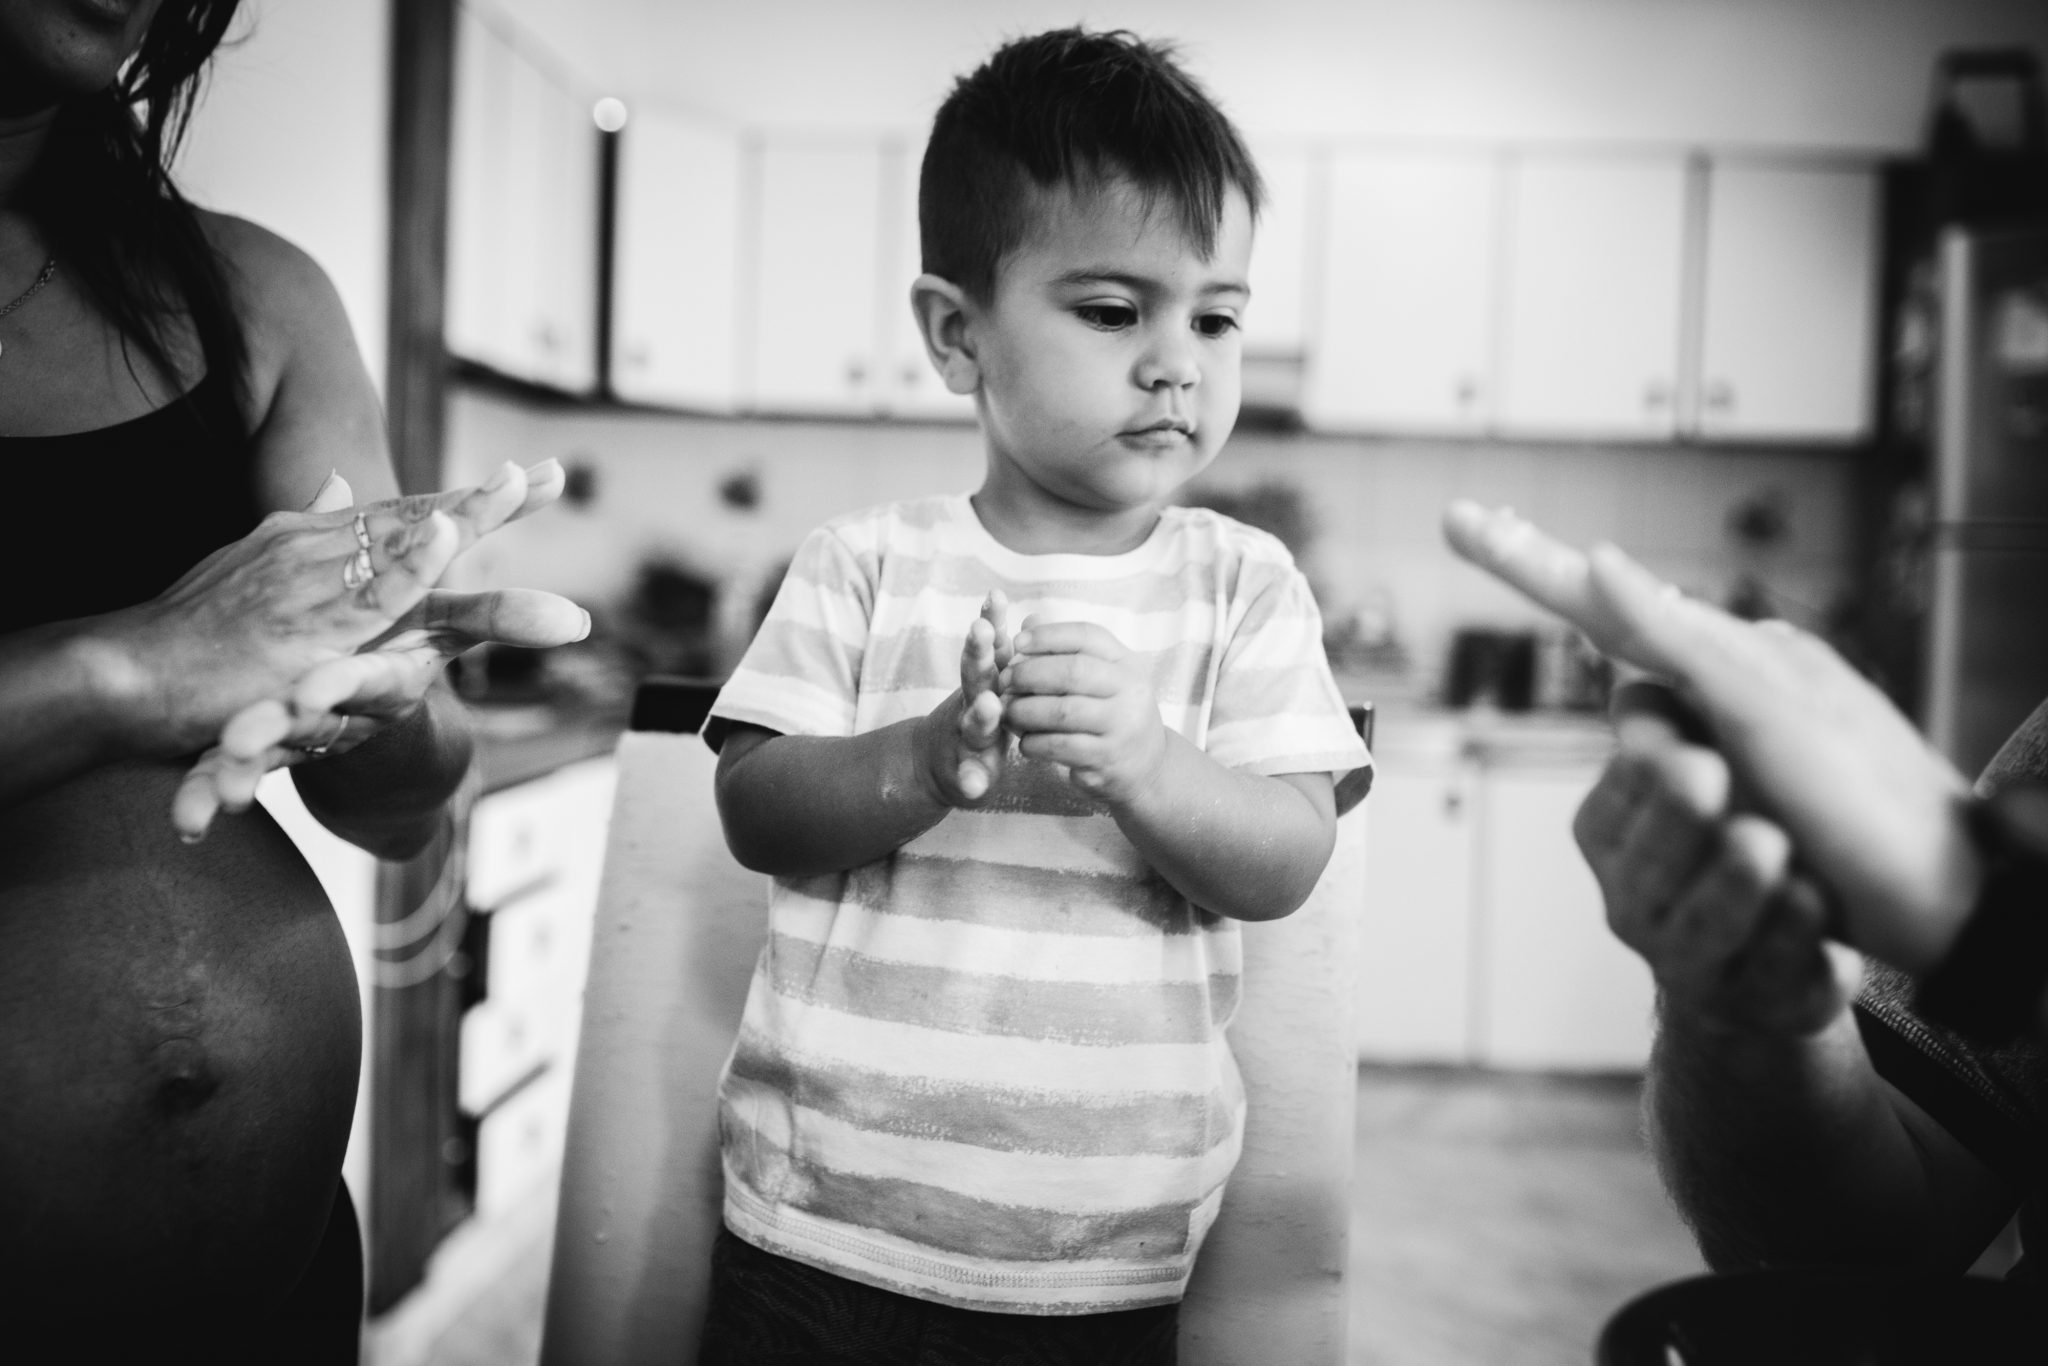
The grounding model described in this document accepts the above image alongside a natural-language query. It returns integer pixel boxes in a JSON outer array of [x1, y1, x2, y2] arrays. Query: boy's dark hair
[[919, 28, 1264, 302]]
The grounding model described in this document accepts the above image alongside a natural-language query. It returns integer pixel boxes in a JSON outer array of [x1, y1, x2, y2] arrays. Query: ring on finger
[[341, 545, 376, 590], [352, 511, 372, 551], [296, 713, 350, 756]]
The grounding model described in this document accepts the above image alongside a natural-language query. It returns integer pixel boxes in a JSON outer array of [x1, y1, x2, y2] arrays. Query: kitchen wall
[[443, 389, 1854, 698], [173, 0, 391, 386]]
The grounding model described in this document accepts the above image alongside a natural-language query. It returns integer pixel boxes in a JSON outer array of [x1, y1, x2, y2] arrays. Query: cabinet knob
[[1443, 788, 1464, 819], [1704, 379, 1735, 411], [1643, 380, 1672, 410], [846, 360, 868, 388], [902, 362, 924, 387], [625, 342, 650, 369], [1454, 375, 1482, 409]]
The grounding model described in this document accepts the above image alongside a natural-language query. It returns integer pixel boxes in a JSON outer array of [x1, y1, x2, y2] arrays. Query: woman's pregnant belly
[[0, 760, 362, 1312]]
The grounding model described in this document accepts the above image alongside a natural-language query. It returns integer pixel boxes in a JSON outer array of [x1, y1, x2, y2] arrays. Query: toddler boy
[[699, 27, 1369, 1364]]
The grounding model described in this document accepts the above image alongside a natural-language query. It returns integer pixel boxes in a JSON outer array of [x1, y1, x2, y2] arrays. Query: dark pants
[[698, 1227, 1179, 1366]]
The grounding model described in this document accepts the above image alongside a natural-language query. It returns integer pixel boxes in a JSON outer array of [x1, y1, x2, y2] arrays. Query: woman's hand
[[105, 459, 562, 763], [1442, 500, 1981, 974], [171, 585, 589, 840], [165, 466, 585, 840]]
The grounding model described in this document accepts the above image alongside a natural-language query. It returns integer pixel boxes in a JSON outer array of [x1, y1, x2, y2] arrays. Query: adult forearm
[[1646, 1007, 1960, 1271], [1113, 733, 1333, 922], [0, 619, 164, 805], [292, 684, 473, 860], [716, 720, 951, 875]]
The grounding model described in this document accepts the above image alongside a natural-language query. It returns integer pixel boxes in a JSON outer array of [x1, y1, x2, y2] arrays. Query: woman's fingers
[[422, 587, 590, 651], [351, 510, 459, 618], [303, 470, 355, 514]]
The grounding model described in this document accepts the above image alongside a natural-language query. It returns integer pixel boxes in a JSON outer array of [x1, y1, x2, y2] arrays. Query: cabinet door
[[1305, 150, 1499, 434], [1356, 757, 1478, 1063], [1243, 140, 1315, 358], [530, 77, 599, 393], [747, 138, 885, 415], [1473, 765, 1655, 1071], [446, 15, 596, 390], [445, 6, 516, 375], [876, 137, 975, 420], [1695, 161, 1878, 443], [1497, 155, 1687, 438], [611, 109, 742, 409]]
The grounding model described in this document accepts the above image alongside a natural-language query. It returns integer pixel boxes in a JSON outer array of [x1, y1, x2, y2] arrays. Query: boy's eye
[[1195, 313, 1240, 339], [1075, 303, 1137, 330]]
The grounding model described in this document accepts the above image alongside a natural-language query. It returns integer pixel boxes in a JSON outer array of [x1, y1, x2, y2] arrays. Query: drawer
[[474, 1064, 572, 1220], [466, 758, 619, 910], [460, 995, 552, 1115]]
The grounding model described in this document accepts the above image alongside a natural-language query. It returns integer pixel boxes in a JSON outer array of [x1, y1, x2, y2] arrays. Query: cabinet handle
[[1643, 380, 1671, 410], [1443, 788, 1464, 819], [902, 363, 924, 387], [846, 360, 868, 388], [1454, 375, 1482, 409], [625, 342, 651, 369], [1704, 380, 1735, 411]]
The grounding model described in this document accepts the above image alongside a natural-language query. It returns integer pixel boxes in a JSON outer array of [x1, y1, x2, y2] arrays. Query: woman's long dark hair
[[22, 0, 248, 424]]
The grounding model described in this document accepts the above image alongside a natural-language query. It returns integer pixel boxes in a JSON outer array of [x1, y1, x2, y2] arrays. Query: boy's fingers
[[1013, 620, 1124, 660], [959, 688, 1004, 749], [1004, 653, 1121, 699], [1005, 694, 1110, 736]]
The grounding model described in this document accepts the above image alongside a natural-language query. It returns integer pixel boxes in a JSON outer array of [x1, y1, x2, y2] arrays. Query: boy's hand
[[1001, 617, 1165, 806], [917, 591, 1013, 805]]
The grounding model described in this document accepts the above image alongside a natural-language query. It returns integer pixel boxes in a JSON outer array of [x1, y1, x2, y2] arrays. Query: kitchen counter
[[469, 700, 629, 794], [1353, 696, 1615, 770]]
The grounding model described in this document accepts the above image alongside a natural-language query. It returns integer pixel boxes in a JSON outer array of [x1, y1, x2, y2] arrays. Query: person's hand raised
[[165, 464, 588, 839], [1442, 500, 1980, 974]]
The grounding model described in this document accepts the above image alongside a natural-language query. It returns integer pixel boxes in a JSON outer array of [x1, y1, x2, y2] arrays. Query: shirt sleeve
[[1204, 560, 1371, 780], [705, 524, 873, 747]]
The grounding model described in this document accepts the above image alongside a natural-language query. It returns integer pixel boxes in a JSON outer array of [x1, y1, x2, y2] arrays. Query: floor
[[399, 1066, 1704, 1366]]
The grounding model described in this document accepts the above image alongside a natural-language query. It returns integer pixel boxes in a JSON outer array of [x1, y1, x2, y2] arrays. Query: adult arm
[[1580, 713, 2016, 1269]]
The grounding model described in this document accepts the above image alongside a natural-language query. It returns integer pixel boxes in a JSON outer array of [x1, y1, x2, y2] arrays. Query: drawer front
[[474, 1064, 572, 1219], [460, 995, 549, 1115]]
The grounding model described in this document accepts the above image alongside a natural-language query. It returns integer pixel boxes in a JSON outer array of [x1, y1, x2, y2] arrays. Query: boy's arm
[[1119, 740, 1336, 921], [715, 595, 1014, 875], [1002, 620, 1337, 921]]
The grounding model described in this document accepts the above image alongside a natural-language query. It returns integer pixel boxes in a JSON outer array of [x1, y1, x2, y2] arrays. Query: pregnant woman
[[0, 0, 582, 1357]]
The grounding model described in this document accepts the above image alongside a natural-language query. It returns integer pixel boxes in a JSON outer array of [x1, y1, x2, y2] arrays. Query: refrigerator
[[1924, 222, 2048, 780]]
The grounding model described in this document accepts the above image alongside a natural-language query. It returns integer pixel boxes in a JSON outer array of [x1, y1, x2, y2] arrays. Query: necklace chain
[[0, 257, 57, 322], [0, 257, 57, 362]]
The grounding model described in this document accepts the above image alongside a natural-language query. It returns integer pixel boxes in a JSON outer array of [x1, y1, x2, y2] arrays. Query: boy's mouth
[[1123, 417, 1195, 441]]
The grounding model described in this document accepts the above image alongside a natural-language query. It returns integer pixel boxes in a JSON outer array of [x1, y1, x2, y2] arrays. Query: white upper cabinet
[[610, 109, 742, 410], [1692, 161, 1878, 443], [446, 9, 597, 392], [1306, 149, 1500, 434], [1496, 154, 1689, 438], [745, 138, 886, 415], [1243, 140, 1315, 358], [876, 138, 974, 421]]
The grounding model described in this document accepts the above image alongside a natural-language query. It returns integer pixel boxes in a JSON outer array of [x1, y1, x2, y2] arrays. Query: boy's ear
[[909, 273, 981, 396]]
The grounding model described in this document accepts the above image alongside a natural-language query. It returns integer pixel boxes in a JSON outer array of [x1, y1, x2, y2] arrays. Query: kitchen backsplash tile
[[444, 388, 1857, 698]]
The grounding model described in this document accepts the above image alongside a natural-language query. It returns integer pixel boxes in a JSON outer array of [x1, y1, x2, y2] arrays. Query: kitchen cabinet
[[1306, 149, 1500, 434], [1692, 160, 1879, 443], [1496, 154, 1689, 439], [876, 138, 976, 420], [1243, 140, 1317, 359], [610, 108, 743, 410], [1355, 747, 1479, 1063], [1358, 720, 1648, 1072], [745, 137, 887, 415], [446, 7, 598, 392], [1471, 760, 1655, 1071]]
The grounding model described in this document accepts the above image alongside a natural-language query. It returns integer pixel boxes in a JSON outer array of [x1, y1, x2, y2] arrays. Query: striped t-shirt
[[705, 494, 1369, 1315]]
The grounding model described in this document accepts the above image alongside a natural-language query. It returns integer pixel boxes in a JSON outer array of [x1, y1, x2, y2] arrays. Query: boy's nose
[[1135, 330, 1201, 391]]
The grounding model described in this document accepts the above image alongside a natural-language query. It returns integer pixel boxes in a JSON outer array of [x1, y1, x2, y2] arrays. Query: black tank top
[[1, 372, 261, 634]]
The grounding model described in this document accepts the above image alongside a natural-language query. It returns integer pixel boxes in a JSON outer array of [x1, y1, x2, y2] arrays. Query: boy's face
[[965, 176, 1252, 540]]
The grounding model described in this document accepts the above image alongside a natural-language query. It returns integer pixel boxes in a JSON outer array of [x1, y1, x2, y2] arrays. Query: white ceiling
[[479, 0, 2048, 152]]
